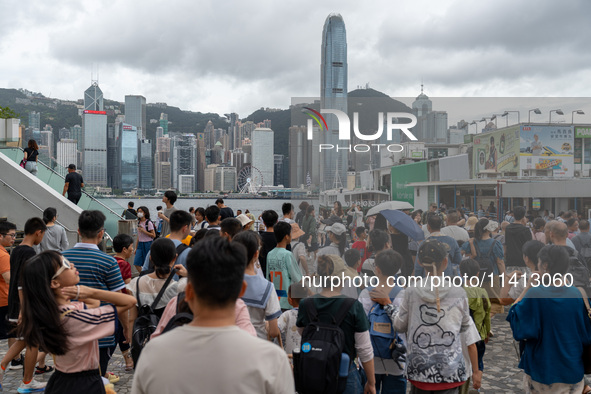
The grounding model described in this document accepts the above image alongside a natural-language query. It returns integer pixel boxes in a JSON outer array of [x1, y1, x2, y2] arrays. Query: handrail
[[0, 176, 75, 233], [0, 146, 124, 219]]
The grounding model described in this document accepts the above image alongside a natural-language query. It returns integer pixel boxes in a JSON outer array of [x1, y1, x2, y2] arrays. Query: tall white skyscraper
[[125, 95, 147, 139], [171, 134, 197, 191], [57, 139, 78, 168], [251, 127, 274, 186]]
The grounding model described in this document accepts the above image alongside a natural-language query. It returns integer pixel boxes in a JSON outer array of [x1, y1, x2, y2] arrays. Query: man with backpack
[[548, 221, 591, 293], [131, 236, 293, 394], [358, 250, 407, 393], [142, 210, 193, 275]]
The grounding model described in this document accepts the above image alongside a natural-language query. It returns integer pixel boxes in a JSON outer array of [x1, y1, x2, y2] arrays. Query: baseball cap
[[325, 222, 347, 236], [418, 238, 449, 264]]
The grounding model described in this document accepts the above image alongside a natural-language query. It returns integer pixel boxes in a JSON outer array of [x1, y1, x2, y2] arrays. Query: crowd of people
[[1, 193, 591, 393]]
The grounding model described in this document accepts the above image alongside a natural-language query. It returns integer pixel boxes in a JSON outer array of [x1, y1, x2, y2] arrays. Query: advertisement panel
[[391, 161, 428, 205], [575, 126, 591, 138], [520, 125, 574, 177], [472, 126, 520, 177]]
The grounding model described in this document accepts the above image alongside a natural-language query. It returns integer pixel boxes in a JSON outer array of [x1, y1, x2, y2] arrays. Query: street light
[[572, 110, 585, 124], [549, 109, 564, 123], [470, 120, 478, 134], [528, 108, 541, 123], [502, 110, 520, 126], [491, 114, 505, 128]]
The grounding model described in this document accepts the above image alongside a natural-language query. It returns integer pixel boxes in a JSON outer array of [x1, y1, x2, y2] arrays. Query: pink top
[[152, 297, 256, 339], [137, 220, 155, 243], [57, 302, 117, 373], [533, 231, 546, 244]]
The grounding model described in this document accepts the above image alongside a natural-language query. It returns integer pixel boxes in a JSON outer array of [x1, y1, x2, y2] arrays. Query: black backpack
[[472, 239, 497, 278], [293, 297, 356, 394], [161, 292, 194, 334], [147, 220, 159, 239], [131, 268, 177, 367], [565, 247, 591, 297]]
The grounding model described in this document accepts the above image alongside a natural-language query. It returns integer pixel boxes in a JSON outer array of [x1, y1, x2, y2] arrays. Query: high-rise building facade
[[171, 134, 197, 191], [289, 125, 312, 188], [107, 123, 121, 190], [70, 125, 82, 151], [57, 139, 78, 168], [319, 13, 348, 190], [196, 132, 206, 191], [251, 128, 274, 187], [28, 111, 41, 131], [159, 113, 168, 135], [84, 83, 104, 111], [139, 139, 153, 189], [82, 110, 108, 186], [125, 95, 147, 139], [119, 123, 139, 191], [204, 164, 237, 192]]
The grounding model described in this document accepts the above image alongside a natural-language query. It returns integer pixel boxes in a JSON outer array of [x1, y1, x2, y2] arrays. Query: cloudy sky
[[2, 0, 591, 122]]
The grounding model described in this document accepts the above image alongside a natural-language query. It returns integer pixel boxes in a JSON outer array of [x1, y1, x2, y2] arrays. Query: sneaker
[[0, 366, 4, 391], [105, 372, 120, 384], [9, 356, 24, 370], [17, 378, 46, 393], [34, 365, 54, 375]]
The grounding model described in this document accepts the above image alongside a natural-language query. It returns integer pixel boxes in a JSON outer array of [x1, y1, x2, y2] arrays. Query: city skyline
[[2, 1, 591, 117]]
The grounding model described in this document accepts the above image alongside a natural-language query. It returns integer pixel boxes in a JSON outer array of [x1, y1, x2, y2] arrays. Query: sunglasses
[[52, 258, 72, 279]]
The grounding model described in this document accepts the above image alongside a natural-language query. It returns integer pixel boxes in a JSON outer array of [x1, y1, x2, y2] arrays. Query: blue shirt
[[460, 238, 504, 275], [507, 286, 591, 385], [414, 234, 462, 277], [62, 243, 125, 348]]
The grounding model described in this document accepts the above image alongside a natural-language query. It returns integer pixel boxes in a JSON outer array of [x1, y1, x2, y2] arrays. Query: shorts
[[0, 306, 8, 340], [67, 193, 81, 205], [523, 374, 584, 394], [46, 369, 105, 394]]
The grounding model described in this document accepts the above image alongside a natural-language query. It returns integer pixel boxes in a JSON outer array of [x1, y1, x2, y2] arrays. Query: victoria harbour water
[[109, 197, 320, 219]]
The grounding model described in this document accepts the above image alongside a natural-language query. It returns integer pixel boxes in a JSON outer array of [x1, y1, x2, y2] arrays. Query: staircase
[[0, 147, 123, 241]]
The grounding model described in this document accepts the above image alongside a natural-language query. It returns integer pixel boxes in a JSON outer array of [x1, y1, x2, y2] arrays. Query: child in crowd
[[351, 226, 370, 272], [359, 249, 406, 393], [233, 231, 281, 339], [278, 282, 308, 357], [16, 250, 136, 393], [131, 236, 294, 394], [460, 259, 491, 382], [343, 248, 364, 296], [374, 238, 482, 392], [267, 222, 302, 310], [112, 233, 135, 370]]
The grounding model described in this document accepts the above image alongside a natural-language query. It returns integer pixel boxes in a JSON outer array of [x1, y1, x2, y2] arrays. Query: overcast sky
[[2, 0, 591, 122]]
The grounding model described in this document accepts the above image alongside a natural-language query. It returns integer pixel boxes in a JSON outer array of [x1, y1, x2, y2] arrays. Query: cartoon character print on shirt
[[413, 305, 455, 349]]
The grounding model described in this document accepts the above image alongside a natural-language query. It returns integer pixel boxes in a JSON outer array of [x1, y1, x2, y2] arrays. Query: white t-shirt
[[440, 225, 470, 243], [127, 276, 178, 310], [277, 308, 301, 355], [131, 325, 294, 394]]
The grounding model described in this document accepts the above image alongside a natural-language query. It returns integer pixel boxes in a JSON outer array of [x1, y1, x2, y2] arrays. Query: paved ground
[[0, 312, 526, 393]]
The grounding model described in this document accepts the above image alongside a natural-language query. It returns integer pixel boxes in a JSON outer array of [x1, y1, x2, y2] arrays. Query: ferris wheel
[[237, 165, 264, 194]]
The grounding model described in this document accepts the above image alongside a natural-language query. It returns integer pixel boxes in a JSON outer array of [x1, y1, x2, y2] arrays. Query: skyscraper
[[320, 13, 348, 190], [125, 95, 147, 139], [251, 128, 274, 187], [171, 134, 197, 191], [159, 113, 168, 135], [57, 139, 77, 168], [139, 139, 153, 189], [28, 111, 41, 131], [107, 123, 121, 190], [82, 109, 108, 187], [84, 83, 103, 111], [119, 123, 139, 191]]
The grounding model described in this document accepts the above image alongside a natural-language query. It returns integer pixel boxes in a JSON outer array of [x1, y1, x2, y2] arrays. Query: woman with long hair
[[13, 250, 135, 393], [461, 219, 505, 275], [301, 205, 318, 249], [23, 139, 39, 176], [331, 201, 344, 219], [133, 206, 156, 273], [39, 207, 69, 252]]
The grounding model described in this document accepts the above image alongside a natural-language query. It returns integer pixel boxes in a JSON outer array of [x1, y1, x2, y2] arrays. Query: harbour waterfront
[[110, 197, 320, 220]]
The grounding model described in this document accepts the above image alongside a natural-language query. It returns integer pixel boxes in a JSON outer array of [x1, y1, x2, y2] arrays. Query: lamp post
[[479, 117, 489, 130], [502, 111, 520, 126], [528, 108, 541, 123], [572, 110, 585, 124], [470, 121, 478, 134], [549, 109, 564, 124]]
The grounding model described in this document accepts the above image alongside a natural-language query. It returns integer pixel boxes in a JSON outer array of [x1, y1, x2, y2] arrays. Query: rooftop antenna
[[421, 77, 424, 94]]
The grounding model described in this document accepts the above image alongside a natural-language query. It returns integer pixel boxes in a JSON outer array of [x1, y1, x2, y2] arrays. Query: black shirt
[[258, 231, 291, 275], [219, 207, 234, 221], [24, 148, 38, 162], [65, 172, 84, 195], [8, 245, 36, 320], [505, 223, 532, 267], [123, 209, 137, 220]]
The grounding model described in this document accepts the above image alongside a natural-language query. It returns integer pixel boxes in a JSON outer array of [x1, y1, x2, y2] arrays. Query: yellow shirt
[[165, 234, 192, 246]]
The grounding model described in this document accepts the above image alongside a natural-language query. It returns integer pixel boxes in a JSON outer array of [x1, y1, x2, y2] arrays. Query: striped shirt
[[62, 243, 125, 348]]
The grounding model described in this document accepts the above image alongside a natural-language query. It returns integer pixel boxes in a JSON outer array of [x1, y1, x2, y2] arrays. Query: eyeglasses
[[0, 233, 16, 238], [52, 258, 72, 279]]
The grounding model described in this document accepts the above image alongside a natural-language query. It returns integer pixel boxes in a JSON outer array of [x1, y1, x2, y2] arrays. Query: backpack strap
[[150, 268, 177, 311], [176, 292, 186, 314], [333, 298, 357, 326], [136, 276, 142, 307]]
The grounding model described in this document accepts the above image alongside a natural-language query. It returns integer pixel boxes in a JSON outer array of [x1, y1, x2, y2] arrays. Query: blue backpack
[[367, 287, 403, 361]]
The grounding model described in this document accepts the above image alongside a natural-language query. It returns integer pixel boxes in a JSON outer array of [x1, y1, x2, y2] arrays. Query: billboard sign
[[575, 127, 591, 138], [391, 161, 428, 205], [520, 125, 574, 177], [472, 126, 520, 177]]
